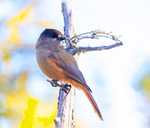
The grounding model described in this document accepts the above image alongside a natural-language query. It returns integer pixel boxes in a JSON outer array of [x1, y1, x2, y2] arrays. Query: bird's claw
[[51, 80, 58, 87], [63, 84, 71, 93], [64, 84, 71, 90], [47, 79, 71, 93]]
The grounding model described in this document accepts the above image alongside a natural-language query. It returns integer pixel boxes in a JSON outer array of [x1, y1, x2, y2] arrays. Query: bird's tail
[[81, 86, 103, 120]]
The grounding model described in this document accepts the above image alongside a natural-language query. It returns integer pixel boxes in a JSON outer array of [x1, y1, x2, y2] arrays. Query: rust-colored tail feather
[[81, 86, 103, 120]]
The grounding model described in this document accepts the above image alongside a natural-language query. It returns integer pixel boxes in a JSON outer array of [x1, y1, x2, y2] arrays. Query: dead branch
[[66, 30, 123, 55], [54, 0, 75, 128], [70, 30, 121, 44], [69, 41, 123, 55]]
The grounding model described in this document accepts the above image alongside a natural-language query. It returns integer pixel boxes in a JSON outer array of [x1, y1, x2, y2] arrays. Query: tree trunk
[[54, 0, 76, 128]]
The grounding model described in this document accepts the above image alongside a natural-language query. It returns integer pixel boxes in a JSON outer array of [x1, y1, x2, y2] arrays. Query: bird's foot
[[47, 79, 70, 92], [63, 84, 71, 93], [51, 80, 58, 87], [64, 84, 71, 90]]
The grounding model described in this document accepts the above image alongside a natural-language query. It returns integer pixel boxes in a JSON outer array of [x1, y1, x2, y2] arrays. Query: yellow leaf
[[20, 99, 38, 128], [8, 26, 21, 44], [37, 21, 53, 28], [142, 76, 150, 91], [8, 7, 32, 25], [0, 43, 11, 62], [33, 101, 57, 127], [7, 7, 32, 44], [32, 122, 44, 128], [6, 72, 29, 116], [141, 74, 150, 100]]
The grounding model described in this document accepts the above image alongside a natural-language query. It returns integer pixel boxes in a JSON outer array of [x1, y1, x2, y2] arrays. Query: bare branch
[[54, 0, 75, 128], [70, 30, 121, 44], [69, 41, 123, 55]]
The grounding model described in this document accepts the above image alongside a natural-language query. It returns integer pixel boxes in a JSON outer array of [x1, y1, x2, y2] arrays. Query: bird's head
[[36, 29, 66, 49], [41, 29, 65, 41]]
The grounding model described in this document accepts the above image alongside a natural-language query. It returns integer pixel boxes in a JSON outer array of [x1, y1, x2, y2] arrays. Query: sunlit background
[[0, 0, 150, 128]]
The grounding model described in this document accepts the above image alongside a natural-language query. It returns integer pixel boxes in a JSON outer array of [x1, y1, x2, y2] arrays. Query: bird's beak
[[57, 37, 65, 40], [57, 34, 74, 48]]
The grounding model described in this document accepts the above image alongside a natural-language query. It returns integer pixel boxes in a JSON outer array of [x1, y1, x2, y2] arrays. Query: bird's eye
[[50, 34, 57, 38]]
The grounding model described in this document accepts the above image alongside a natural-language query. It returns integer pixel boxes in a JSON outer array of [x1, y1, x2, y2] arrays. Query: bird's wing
[[48, 50, 92, 92]]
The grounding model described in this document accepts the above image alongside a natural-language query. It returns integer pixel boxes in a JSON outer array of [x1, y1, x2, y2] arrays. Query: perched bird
[[35, 29, 103, 120]]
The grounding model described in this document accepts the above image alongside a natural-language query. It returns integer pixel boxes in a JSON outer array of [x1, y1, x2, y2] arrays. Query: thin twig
[[62, 34, 74, 48], [70, 30, 121, 44], [69, 41, 123, 55]]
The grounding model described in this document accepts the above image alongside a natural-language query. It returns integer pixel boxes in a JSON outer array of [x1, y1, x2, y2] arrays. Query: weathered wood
[[54, 0, 76, 128]]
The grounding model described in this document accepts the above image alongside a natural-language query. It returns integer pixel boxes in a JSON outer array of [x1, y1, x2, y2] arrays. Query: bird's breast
[[36, 48, 65, 80]]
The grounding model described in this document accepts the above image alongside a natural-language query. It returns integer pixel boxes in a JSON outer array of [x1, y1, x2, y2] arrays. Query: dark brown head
[[40, 29, 65, 40], [36, 29, 65, 49]]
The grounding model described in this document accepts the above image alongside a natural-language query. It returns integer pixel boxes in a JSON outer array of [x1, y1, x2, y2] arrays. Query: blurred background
[[0, 0, 150, 128]]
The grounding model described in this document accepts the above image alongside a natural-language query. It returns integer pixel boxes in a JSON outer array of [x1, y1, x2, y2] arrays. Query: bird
[[35, 29, 103, 120]]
